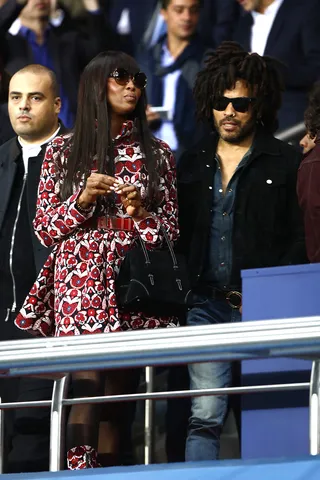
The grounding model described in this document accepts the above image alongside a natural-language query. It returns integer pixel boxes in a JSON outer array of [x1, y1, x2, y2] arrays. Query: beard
[[215, 115, 257, 144]]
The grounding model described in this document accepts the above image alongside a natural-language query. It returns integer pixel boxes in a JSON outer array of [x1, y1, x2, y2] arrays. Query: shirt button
[[221, 236, 226, 241], [209, 186, 213, 190], [223, 212, 227, 216], [206, 164, 210, 168], [219, 188, 223, 193], [228, 188, 233, 192], [220, 262, 225, 266]]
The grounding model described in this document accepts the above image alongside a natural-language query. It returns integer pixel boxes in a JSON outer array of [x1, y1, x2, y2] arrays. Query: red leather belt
[[80, 216, 135, 232]]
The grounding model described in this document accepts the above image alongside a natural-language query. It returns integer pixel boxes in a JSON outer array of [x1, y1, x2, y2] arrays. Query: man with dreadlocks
[[177, 41, 307, 461]]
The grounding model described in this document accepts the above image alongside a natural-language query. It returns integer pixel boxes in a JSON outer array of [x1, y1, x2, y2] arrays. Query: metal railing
[[0, 316, 319, 472], [276, 121, 305, 143]]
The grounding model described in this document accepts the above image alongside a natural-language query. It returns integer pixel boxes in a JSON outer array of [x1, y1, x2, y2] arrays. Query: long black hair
[[194, 41, 285, 134], [60, 51, 158, 201], [304, 81, 320, 139]]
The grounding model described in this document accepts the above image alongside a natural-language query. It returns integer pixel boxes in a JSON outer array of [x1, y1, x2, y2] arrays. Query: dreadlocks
[[194, 41, 285, 133]]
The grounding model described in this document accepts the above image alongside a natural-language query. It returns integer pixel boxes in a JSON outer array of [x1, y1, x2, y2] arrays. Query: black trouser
[[0, 310, 54, 473]]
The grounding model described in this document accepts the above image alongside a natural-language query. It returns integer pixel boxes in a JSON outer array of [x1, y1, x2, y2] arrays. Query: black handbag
[[116, 226, 192, 316]]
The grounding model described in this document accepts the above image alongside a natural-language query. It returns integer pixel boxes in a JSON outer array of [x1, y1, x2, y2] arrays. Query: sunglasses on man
[[109, 68, 147, 90], [212, 96, 256, 113]]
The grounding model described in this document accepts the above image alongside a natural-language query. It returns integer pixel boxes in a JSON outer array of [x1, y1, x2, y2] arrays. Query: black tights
[[67, 369, 140, 467]]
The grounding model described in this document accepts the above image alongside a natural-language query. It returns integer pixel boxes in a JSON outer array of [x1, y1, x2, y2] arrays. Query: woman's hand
[[114, 183, 148, 220], [77, 173, 117, 209]]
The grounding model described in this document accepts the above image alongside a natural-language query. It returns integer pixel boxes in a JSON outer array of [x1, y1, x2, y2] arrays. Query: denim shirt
[[203, 148, 252, 289]]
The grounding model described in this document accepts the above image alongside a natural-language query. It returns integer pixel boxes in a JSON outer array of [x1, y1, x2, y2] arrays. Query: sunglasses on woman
[[109, 68, 147, 90], [212, 96, 256, 113]]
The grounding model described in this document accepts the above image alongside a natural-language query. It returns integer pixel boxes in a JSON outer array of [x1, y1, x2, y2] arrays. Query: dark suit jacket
[[0, 0, 110, 120], [199, 0, 241, 48], [233, 0, 320, 130], [0, 124, 68, 275], [0, 104, 14, 147]]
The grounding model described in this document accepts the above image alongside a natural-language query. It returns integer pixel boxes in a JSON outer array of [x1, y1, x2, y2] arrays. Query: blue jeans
[[185, 294, 241, 461]]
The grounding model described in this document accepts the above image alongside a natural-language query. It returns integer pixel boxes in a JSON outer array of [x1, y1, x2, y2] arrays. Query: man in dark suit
[[0, 64, 67, 473], [234, 0, 320, 131]]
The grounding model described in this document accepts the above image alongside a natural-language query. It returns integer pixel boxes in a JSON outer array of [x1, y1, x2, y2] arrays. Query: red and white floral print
[[15, 121, 179, 337]]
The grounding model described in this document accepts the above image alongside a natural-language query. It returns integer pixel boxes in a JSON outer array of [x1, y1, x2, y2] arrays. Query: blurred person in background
[[178, 41, 307, 462], [0, 64, 66, 473], [102, 0, 240, 58], [300, 132, 316, 155], [0, 0, 113, 128], [297, 82, 320, 263], [140, 0, 209, 161], [0, 56, 14, 145], [100, 0, 159, 57], [234, 0, 320, 132]]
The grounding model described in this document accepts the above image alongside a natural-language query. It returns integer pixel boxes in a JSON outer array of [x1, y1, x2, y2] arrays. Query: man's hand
[[77, 173, 117, 209], [82, 0, 100, 12]]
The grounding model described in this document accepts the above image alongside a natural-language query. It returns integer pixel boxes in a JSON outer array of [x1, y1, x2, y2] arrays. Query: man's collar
[[18, 124, 61, 150], [252, 0, 284, 18], [8, 18, 21, 36]]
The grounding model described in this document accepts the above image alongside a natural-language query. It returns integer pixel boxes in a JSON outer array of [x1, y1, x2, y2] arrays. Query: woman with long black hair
[[15, 50, 179, 469]]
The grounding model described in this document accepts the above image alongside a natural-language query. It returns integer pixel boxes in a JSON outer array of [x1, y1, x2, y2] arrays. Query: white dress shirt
[[251, 0, 284, 55], [18, 125, 61, 174]]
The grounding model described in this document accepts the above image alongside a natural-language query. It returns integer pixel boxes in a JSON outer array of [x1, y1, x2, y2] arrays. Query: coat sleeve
[[0, 0, 23, 34], [133, 141, 179, 249], [33, 137, 95, 248], [75, 10, 119, 68], [297, 155, 320, 263], [280, 149, 307, 265]]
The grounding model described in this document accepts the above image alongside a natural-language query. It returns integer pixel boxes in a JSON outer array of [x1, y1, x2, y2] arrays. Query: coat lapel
[[264, 0, 289, 55]]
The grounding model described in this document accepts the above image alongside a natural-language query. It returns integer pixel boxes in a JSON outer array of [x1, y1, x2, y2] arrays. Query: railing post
[[144, 366, 154, 465], [310, 360, 320, 455], [0, 397, 4, 474], [50, 375, 69, 471]]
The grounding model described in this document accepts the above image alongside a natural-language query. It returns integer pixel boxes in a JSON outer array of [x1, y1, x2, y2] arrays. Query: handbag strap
[[137, 222, 179, 269]]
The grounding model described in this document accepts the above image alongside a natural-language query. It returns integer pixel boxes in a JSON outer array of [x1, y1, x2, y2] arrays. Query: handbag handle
[[137, 222, 179, 270]]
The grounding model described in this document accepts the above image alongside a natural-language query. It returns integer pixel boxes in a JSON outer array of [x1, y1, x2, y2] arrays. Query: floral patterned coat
[[15, 122, 179, 336]]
